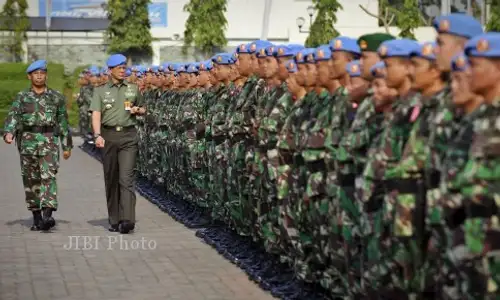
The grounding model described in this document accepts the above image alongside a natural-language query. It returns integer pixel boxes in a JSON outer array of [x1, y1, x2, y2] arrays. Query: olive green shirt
[[89, 80, 144, 127]]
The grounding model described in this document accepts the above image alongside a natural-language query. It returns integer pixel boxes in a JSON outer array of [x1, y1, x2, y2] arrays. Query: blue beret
[[265, 45, 279, 56], [257, 45, 276, 58], [346, 60, 362, 77], [161, 63, 170, 71], [125, 69, 132, 77], [27, 60, 47, 74], [136, 71, 144, 78], [106, 54, 127, 68], [236, 43, 253, 54], [433, 13, 483, 39], [295, 48, 315, 64], [378, 39, 420, 58], [370, 61, 386, 78], [199, 60, 213, 71], [248, 40, 273, 54], [410, 42, 437, 60], [89, 66, 100, 76], [464, 32, 500, 58], [186, 63, 199, 73], [450, 52, 470, 72], [212, 53, 235, 65], [314, 45, 332, 61], [275, 45, 303, 57], [329, 36, 361, 55], [285, 60, 298, 73], [150, 66, 160, 74], [100, 67, 108, 75], [176, 64, 187, 73]]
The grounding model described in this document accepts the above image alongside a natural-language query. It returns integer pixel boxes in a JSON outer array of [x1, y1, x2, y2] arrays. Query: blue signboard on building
[[38, 0, 168, 27]]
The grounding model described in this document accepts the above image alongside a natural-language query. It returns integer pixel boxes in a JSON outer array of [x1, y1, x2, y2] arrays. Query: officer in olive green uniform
[[89, 54, 146, 234]]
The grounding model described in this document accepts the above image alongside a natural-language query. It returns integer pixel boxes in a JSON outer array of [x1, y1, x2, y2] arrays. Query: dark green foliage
[[106, 0, 154, 64], [0, 0, 29, 62], [182, 0, 228, 56], [305, 0, 342, 47]]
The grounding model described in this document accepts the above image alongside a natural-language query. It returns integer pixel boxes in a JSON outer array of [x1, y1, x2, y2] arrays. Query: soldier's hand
[[95, 136, 105, 148], [3, 133, 13, 144], [130, 106, 139, 114], [63, 151, 71, 160]]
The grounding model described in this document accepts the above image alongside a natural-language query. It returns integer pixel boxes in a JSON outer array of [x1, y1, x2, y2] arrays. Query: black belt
[[102, 125, 136, 132], [231, 133, 247, 143], [305, 160, 325, 173], [23, 126, 55, 133], [338, 173, 356, 186]]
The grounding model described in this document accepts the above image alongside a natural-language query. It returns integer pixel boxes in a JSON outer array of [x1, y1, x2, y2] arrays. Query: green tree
[[305, 0, 342, 47], [0, 0, 29, 62], [106, 0, 153, 65], [486, 1, 500, 32], [392, 0, 422, 39], [182, 0, 228, 56]]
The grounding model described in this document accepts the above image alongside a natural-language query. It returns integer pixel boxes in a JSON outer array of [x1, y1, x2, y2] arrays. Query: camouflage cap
[[357, 33, 396, 52]]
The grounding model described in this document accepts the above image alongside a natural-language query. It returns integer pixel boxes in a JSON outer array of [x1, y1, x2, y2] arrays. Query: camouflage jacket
[[76, 85, 93, 109], [3, 87, 72, 155], [336, 94, 385, 177], [258, 83, 289, 149]]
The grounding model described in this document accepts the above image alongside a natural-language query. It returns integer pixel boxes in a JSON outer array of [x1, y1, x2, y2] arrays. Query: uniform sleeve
[[89, 87, 102, 112], [57, 94, 73, 151], [135, 86, 145, 107], [76, 87, 84, 106], [3, 92, 23, 135]]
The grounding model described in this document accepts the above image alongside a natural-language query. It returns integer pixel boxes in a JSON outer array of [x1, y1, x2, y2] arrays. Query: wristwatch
[[94, 133, 101, 140]]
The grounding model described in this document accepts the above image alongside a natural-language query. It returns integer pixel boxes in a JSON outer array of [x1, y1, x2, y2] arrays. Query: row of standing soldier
[[77, 13, 500, 300]]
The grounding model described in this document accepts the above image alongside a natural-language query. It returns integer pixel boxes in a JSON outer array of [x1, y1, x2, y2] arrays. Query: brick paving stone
[[0, 137, 275, 300]]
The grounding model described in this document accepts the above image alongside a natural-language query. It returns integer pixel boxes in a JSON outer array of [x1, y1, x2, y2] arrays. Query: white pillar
[[260, 0, 273, 40]]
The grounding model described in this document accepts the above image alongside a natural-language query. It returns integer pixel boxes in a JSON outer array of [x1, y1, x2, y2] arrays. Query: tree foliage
[[393, 0, 422, 39], [359, 0, 396, 34], [486, 1, 500, 32], [305, 0, 342, 47], [106, 0, 153, 64], [0, 0, 29, 62], [182, 0, 228, 56]]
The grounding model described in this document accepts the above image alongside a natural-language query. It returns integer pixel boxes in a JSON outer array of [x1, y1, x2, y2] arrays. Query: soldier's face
[[360, 52, 380, 79], [198, 71, 209, 86], [435, 34, 466, 72], [383, 57, 412, 89], [237, 54, 252, 76], [305, 63, 317, 86], [331, 51, 349, 80], [28, 70, 47, 86], [451, 71, 475, 107], [263, 57, 278, 79], [277, 57, 290, 81], [257, 58, 267, 78], [215, 65, 230, 81], [285, 73, 300, 94], [372, 78, 397, 107], [296, 64, 307, 86], [468, 57, 500, 97], [410, 57, 435, 92], [317, 60, 331, 87], [110, 65, 126, 81]]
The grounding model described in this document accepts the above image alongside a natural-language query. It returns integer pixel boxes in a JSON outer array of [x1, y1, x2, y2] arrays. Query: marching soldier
[[3, 60, 73, 231]]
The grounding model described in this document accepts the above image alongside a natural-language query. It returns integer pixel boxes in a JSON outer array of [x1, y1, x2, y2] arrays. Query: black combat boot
[[31, 211, 42, 231], [41, 207, 56, 231]]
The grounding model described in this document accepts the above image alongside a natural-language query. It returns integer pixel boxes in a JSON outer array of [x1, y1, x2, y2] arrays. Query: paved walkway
[[0, 138, 275, 300]]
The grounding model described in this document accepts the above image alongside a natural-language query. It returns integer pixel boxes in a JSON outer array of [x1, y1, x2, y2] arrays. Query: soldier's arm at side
[[134, 86, 146, 115], [56, 93, 73, 151], [3, 92, 23, 136], [89, 87, 102, 134]]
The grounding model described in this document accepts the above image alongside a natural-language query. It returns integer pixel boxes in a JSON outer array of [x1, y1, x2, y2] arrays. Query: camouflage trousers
[[211, 139, 228, 222], [187, 139, 207, 208], [136, 123, 147, 177], [259, 148, 282, 255], [226, 139, 250, 234], [20, 152, 59, 211], [78, 108, 91, 137]]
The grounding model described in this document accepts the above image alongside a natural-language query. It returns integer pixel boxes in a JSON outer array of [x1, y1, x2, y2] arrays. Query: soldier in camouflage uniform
[[437, 32, 500, 299], [76, 68, 94, 140], [258, 45, 303, 257], [358, 39, 420, 298], [3, 60, 72, 232]]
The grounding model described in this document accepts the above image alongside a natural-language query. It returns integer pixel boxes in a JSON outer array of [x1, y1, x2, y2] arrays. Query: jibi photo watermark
[[63, 235, 157, 251]]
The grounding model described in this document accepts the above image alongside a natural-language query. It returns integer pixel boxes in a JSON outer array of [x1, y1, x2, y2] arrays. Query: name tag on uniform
[[124, 101, 131, 111]]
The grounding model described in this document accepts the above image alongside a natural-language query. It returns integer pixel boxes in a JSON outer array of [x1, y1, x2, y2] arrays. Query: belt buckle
[[116, 126, 123, 132]]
